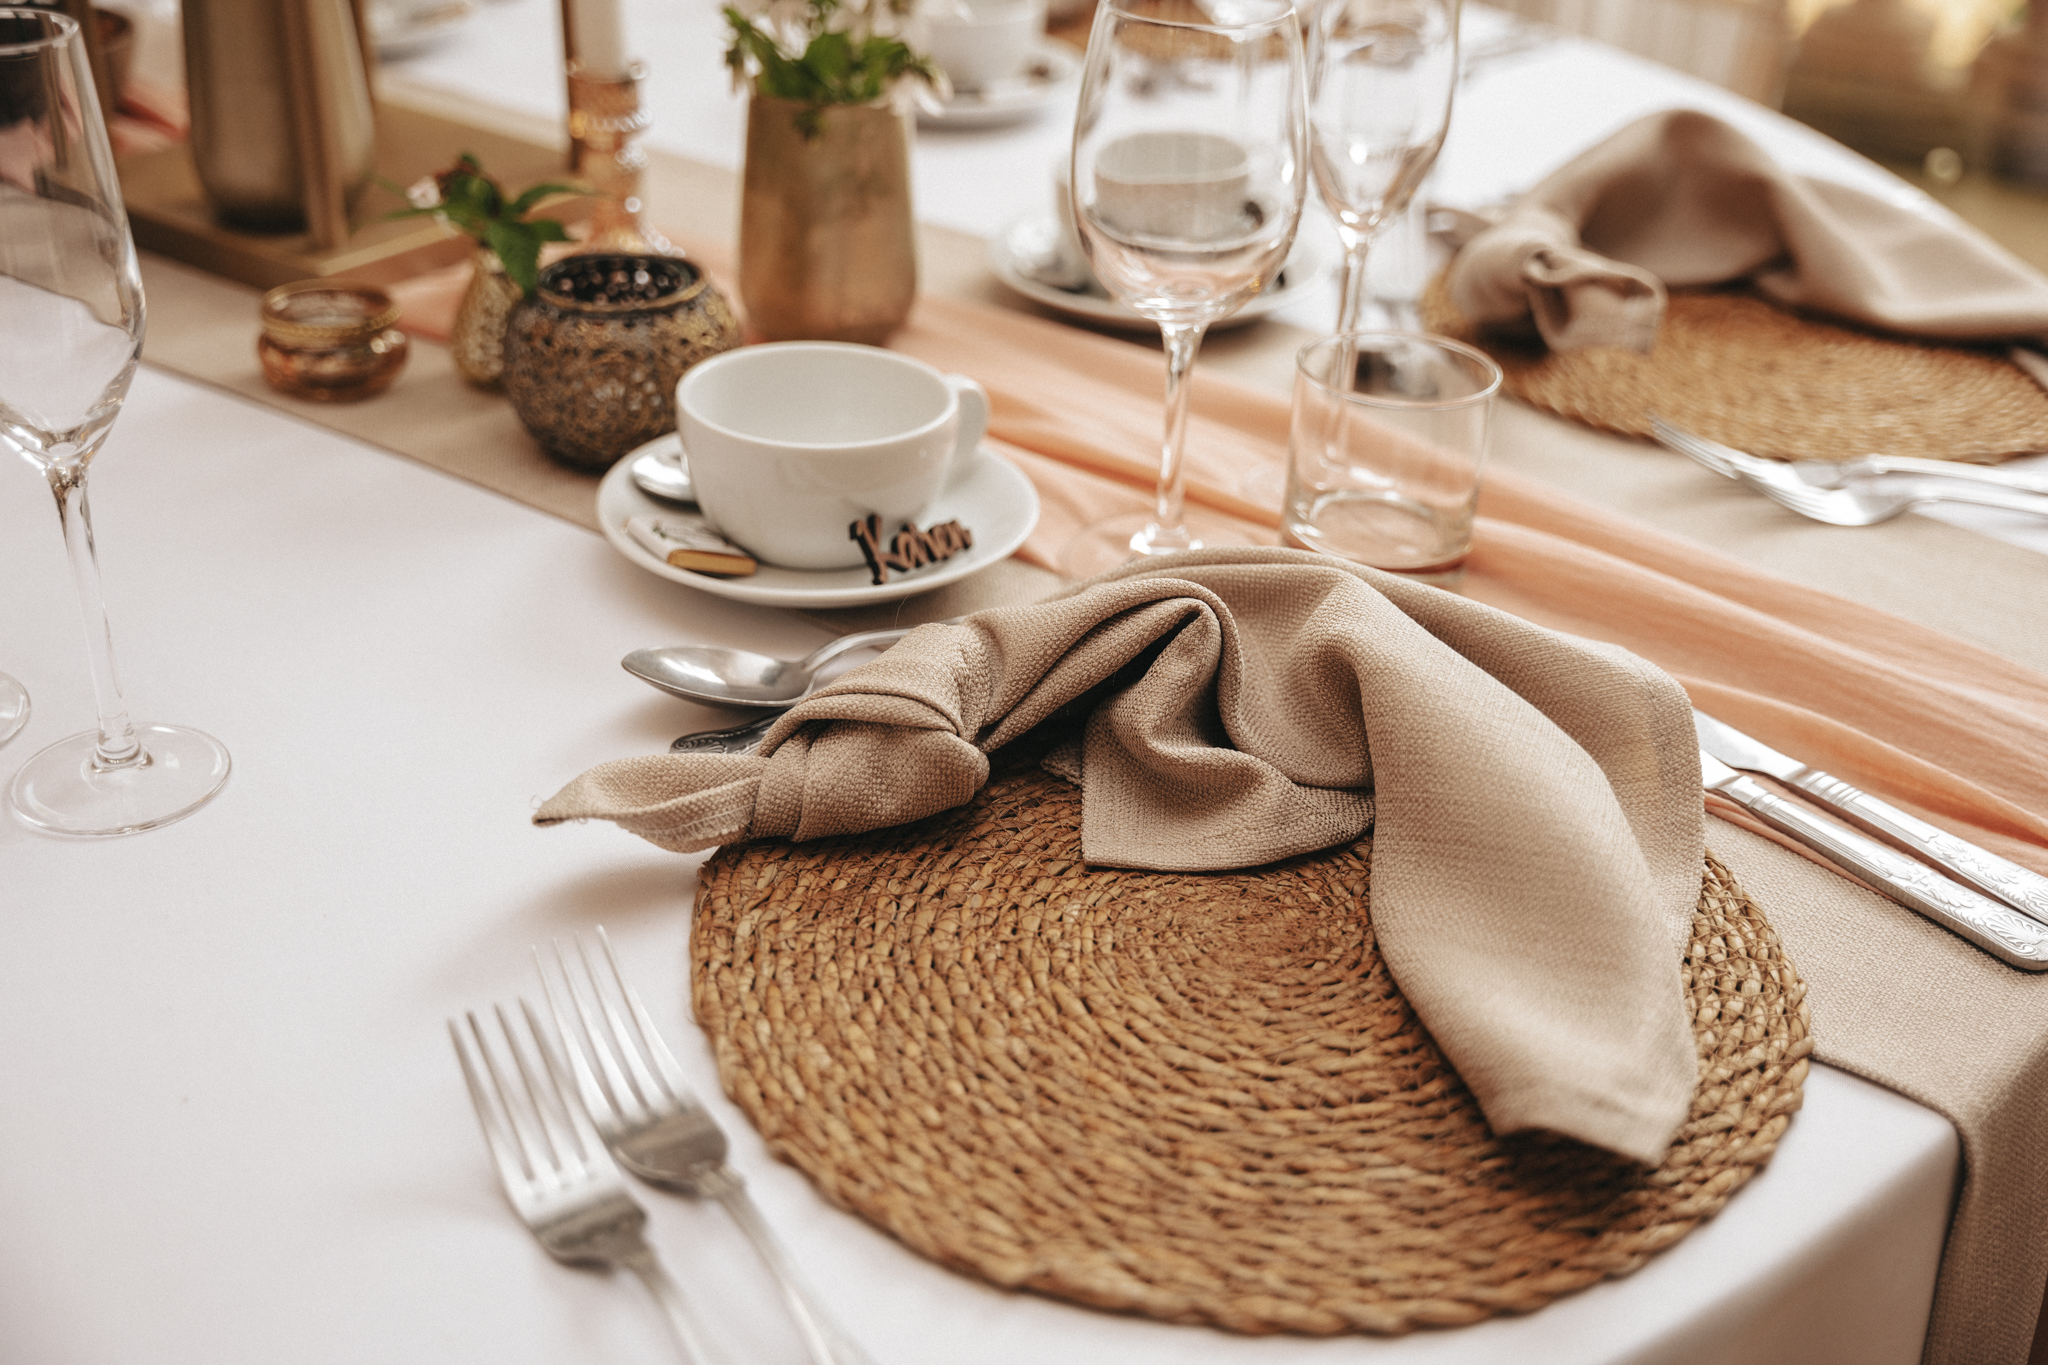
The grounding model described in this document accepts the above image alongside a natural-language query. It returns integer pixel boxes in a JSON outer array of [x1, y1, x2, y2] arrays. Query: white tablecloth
[[0, 4, 2023, 1360], [0, 370, 1957, 1364]]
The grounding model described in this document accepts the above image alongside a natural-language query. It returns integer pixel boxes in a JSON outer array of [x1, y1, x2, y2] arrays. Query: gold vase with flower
[[724, 0, 944, 344], [740, 94, 917, 344]]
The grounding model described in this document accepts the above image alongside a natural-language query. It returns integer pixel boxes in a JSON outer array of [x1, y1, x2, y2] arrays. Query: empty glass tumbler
[[1282, 332, 1501, 585]]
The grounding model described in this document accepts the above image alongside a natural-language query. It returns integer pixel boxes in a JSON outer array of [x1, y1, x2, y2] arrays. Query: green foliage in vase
[[722, 0, 944, 135], [384, 154, 584, 296]]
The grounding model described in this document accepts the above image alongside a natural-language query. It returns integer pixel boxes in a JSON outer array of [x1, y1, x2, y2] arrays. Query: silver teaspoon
[[627, 435, 695, 504], [624, 620, 952, 708]]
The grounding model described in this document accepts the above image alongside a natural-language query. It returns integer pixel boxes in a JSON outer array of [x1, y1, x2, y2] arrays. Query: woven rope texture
[[693, 768, 1811, 1335], [1422, 274, 2048, 463]]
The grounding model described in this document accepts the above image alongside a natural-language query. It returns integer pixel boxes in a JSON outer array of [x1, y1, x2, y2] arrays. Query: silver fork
[[538, 930, 871, 1365], [450, 1002, 722, 1365], [1651, 418, 2048, 495], [1733, 472, 2048, 525]]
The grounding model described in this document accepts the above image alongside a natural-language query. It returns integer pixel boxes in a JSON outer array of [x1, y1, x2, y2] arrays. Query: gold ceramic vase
[[450, 247, 525, 389], [740, 94, 917, 344]]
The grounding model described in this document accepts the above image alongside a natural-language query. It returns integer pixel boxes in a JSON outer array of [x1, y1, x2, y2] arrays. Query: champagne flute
[[1310, 0, 1459, 335], [0, 673, 25, 745], [1236, 0, 1456, 507], [1063, 0, 1307, 576], [0, 8, 230, 836]]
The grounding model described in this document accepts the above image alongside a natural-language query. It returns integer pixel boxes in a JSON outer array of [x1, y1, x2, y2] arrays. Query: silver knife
[[1702, 749, 2048, 970], [1695, 710, 2048, 929]]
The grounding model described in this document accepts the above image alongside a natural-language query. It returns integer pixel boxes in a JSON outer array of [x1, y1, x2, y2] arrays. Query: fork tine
[[521, 997, 617, 1161], [535, 946, 623, 1133], [1649, 417, 1738, 477], [577, 932, 670, 1115], [451, 1014, 534, 1200], [498, 1001, 589, 1188], [562, 936, 657, 1124], [597, 926, 697, 1102]]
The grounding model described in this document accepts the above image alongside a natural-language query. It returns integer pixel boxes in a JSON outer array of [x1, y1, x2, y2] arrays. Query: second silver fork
[[537, 930, 871, 1365]]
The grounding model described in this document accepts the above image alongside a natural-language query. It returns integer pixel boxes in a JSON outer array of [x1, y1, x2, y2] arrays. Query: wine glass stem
[[1335, 233, 1375, 334], [45, 463, 143, 770], [1143, 320, 1207, 554]]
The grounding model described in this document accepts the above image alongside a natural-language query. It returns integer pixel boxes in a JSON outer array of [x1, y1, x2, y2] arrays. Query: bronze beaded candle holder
[[500, 254, 741, 473], [567, 60, 672, 255]]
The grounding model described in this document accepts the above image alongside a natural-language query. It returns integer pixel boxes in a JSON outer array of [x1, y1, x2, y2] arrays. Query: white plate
[[988, 215, 1332, 331], [917, 43, 1080, 130], [596, 444, 1040, 609], [372, 0, 477, 58]]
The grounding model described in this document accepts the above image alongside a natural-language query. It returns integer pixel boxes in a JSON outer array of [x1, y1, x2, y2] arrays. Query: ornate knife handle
[[1727, 777, 2048, 971], [1786, 769, 2048, 927], [670, 714, 780, 756]]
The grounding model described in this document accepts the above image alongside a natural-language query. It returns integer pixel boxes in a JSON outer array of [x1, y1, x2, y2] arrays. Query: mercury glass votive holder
[[501, 253, 741, 473], [257, 280, 408, 402]]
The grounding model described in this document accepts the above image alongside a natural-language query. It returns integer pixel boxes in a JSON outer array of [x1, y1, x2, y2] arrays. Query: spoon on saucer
[[624, 619, 954, 708], [626, 433, 695, 504]]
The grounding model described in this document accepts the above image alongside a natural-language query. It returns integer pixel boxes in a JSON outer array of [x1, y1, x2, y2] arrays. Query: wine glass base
[[0, 675, 27, 747], [1061, 514, 1260, 579], [10, 724, 231, 838]]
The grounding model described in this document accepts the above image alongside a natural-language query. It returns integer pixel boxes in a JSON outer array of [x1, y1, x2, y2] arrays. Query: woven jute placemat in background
[[692, 767, 1812, 1334], [1420, 273, 2048, 464]]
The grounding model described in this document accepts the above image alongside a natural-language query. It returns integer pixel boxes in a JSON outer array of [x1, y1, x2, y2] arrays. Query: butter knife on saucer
[[1701, 749, 2048, 969], [1696, 711, 2048, 927]]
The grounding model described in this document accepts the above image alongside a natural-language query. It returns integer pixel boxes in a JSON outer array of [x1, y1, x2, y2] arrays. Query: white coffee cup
[[920, 0, 1046, 92], [1091, 130, 1251, 241], [679, 343, 990, 571]]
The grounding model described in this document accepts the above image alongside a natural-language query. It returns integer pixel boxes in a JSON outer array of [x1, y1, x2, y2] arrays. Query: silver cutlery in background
[[628, 617, 957, 708], [1697, 711, 2048, 927], [1702, 750, 2048, 970], [538, 931, 873, 1365], [1719, 472, 2048, 527], [1654, 418, 2048, 523], [1652, 419, 2048, 496], [450, 1004, 723, 1365]]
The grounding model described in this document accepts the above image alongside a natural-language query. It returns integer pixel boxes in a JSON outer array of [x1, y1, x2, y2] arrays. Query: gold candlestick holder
[[568, 60, 673, 255]]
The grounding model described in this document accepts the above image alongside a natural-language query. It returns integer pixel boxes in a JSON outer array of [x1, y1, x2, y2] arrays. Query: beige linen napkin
[[1447, 108, 2048, 361], [539, 549, 1706, 1164]]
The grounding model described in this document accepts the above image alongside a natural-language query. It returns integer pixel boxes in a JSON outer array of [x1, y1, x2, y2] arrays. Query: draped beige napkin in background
[[540, 550, 1706, 1165], [1446, 108, 2048, 360]]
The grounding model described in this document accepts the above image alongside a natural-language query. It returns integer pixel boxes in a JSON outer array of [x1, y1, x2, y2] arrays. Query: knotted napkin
[[1447, 107, 2048, 372], [539, 549, 1706, 1164]]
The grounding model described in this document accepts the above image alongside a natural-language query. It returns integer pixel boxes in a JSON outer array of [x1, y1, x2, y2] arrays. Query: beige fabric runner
[[539, 551, 1707, 1164], [1447, 108, 2048, 365], [135, 129, 2048, 1362]]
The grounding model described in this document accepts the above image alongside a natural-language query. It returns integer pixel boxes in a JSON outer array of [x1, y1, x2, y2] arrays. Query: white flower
[[405, 176, 441, 210]]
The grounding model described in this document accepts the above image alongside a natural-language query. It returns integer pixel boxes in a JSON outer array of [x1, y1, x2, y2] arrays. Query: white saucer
[[596, 445, 1040, 609], [988, 216, 1332, 331], [917, 43, 1080, 130]]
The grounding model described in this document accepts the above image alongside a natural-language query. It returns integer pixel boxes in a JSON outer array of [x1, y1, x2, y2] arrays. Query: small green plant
[[722, 0, 944, 136], [386, 155, 583, 295]]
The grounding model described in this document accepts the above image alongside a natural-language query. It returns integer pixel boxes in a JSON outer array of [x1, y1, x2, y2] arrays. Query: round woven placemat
[[1419, 272, 2048, 462], [693, 768, 1811, 1335]]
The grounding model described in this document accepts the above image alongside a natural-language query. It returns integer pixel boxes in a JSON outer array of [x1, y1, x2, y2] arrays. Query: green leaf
[[506, 181, 585, 217], [526, 219, 572, 243], [483, 220, 543, 296]]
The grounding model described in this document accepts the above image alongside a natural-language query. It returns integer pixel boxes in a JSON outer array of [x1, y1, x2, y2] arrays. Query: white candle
[[570, 0, 629, 77]]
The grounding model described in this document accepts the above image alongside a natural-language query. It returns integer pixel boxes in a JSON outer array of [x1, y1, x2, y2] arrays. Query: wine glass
[[0, 8, 230, 836], [1064, 0, 1307, 576], [1309, 0, 1459, 335], [0, 674, 25, 745], [1233, 0, 1455, 507]]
